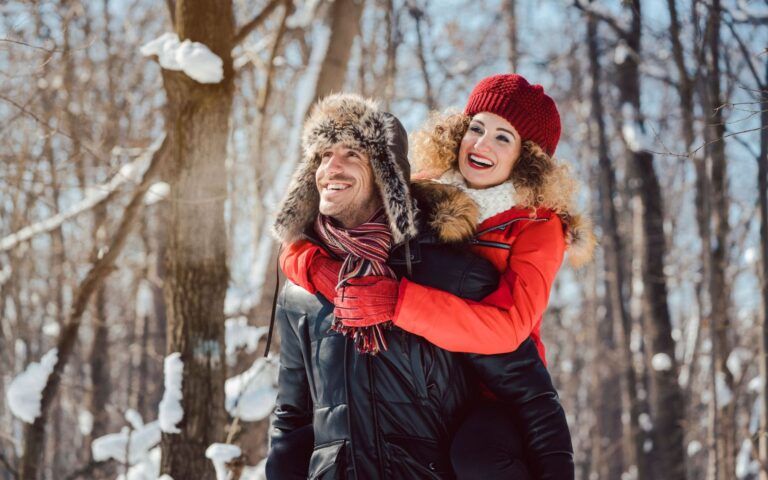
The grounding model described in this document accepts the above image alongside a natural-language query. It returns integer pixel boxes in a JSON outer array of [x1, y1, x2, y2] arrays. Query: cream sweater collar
[[437, 170, 516, 224]]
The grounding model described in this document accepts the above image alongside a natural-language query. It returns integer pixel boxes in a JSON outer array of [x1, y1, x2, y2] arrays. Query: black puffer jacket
[[271, 237, 573, 479], [272, 236, 497, 479]]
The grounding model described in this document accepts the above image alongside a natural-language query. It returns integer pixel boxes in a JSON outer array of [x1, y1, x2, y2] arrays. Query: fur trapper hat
[[273, 93, 418, 244]]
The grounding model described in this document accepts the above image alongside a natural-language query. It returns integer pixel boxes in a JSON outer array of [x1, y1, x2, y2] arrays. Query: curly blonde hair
[[410, 110, 578, 216]]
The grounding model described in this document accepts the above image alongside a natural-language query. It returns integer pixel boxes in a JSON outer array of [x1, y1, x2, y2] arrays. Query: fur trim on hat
[[411, 109, 596, 267], [273, 93, 418, 244]]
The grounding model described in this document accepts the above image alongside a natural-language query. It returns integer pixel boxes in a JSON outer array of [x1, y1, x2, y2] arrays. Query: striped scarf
[[315, 209, 395, 354]]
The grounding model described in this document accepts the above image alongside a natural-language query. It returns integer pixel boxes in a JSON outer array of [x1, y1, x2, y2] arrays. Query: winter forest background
[[0, 0, 767, 479]]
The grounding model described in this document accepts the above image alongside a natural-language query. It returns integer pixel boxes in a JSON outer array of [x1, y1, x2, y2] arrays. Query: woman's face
[[458, 112, 522, 189]]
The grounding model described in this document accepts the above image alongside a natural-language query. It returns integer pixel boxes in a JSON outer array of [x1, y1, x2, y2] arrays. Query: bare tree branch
[[0, 94, 102, 159], [0, 449, 18, 479], [0, 137, 166, 253], [572, 0, 630, 41], [233, 0, 284, 46], [165, 0, 176, 25]]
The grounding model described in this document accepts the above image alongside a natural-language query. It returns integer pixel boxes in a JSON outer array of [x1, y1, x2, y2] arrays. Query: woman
[[281, 74, 594, 478]]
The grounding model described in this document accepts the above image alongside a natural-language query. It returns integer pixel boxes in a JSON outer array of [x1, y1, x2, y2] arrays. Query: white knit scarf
[[437, 169, 517, 224]]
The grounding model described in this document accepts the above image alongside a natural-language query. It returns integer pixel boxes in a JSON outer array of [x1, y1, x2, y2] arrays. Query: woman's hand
[[334, 276, 400, 327], [279, 241, 342, 301]]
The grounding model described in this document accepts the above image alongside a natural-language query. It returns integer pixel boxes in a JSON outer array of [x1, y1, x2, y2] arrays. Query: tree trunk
[[503, 0, 518, 71], [314, 0, 365, 101], [383, 0, 398, 109], [704, 2, 735, 477], [158, 0, 235, 478], [614, 1, 686, 478], [758, 56, 768, 480], [632, 152, 686, 480], [86, 206, 112, 448], [586, 11, 632, 479]]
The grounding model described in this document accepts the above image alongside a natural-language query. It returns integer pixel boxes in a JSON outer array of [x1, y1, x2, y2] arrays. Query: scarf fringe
[[330, 319, 391, 355]]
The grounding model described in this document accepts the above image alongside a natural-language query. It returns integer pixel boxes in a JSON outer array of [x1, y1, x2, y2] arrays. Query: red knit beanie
[[464, 74, 561, 156]]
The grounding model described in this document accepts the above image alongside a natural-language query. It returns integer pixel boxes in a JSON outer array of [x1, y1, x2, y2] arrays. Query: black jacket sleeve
[[464, 341, 575, 480], [269, 284, 313, 447]]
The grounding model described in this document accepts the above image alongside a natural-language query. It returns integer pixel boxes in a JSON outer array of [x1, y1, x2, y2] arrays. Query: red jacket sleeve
[[279, 240, 328, 294], [393, 216, 566, 354]]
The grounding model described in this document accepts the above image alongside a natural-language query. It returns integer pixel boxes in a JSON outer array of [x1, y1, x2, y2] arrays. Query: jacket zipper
[[470, 238, 511, 249], [344, 340, 359, 477], [474, 216, 546, 237], [471, 217, 548, 250], [368, 357, 386, 479]]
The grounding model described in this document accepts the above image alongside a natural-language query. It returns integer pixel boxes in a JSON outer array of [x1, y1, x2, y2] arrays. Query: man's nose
[[324, 153, 344, 173]]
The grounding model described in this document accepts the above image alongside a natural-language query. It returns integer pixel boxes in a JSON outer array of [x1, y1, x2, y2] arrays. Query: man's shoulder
[[278, 280, 326, 314]]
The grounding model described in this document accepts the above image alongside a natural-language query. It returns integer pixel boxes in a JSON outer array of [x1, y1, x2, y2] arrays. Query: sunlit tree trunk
[[158, 0, 234, 477]]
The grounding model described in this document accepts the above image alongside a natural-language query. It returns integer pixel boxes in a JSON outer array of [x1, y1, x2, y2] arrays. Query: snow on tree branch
[[0, 136, 165, 253], [6, 348, 58, 423], [141, 33, 224, 84], [0, 263, 10, 288], [225, 355, 278, 422], [225, 317, 268, 365], [205, 443, 241, 480], [158, 352, 184, 434], [91, 421, 161, 465]]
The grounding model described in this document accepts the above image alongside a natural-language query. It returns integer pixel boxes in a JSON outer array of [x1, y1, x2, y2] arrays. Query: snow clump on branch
[[225, 356, 279, 422], [206, 443, 242, 480], [141, 33, 223, 84], [7, 348, 58, 423], [158, 352, 184, 433]]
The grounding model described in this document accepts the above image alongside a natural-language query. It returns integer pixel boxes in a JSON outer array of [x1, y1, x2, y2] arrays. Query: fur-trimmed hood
[[414, 177, 596, 268], [272, 93, 418, 244]]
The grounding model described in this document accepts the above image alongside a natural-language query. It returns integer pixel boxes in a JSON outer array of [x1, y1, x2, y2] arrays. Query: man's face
[[315, 143, 382, 228]]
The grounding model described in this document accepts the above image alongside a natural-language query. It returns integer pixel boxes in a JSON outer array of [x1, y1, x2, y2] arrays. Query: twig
[[233, 0, 284, 46], [0, 94, 102, 159], [0, 450, 18, 479], [572, 0, 630, 41]]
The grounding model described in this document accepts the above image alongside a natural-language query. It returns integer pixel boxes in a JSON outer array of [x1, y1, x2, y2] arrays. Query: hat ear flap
[[272, 156, 321, 243], [368, 114, 418, 244]]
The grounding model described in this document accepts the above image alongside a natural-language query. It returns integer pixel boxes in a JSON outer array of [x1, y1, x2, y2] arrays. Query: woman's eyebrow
[[497, 128, 516, 138]]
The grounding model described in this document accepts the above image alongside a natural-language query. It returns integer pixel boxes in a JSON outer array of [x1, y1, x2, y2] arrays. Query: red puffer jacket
[[392, 206, 566, 361]]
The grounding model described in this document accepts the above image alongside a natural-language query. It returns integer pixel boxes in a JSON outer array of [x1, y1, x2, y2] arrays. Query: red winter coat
[[394, 206, 566, 361]]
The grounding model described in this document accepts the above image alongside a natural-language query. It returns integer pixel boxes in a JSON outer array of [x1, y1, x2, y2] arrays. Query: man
[[266, 94, 573, 479], [267, 93, 500, 479]]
